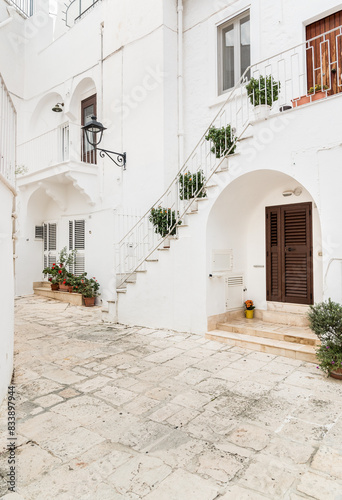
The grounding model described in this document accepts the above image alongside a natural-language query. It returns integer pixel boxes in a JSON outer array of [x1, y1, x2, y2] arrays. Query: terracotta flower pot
[[68, 286, 73, 293], [311, 90, 327, 102], [59, 283, 69, 291], [51, 283, 59, 291], [330, 368, 342, 380], [292, 95, 310, 107], [84, 296, 95, 307]]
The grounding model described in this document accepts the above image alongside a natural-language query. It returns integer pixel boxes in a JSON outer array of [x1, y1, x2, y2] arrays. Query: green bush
[[308, 299, 342, 374], [205, 125, 236, 159], [179, 171, 207, 200], [245, 75, 281, 107], [149, 207, 182, 237]]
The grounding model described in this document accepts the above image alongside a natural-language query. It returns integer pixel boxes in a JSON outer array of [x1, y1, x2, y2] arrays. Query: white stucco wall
[[0, 179, 15, 403]]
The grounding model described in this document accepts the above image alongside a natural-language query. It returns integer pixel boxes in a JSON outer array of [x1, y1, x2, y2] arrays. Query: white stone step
[[206, 329, 317, 363], [217, 319, 318, 346], [254, 309, 309, 327], [33, 287, 83, 306]]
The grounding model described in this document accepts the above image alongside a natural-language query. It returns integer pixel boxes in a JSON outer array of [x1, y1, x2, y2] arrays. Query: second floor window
[[81, 94, 97, 164], [218, 11, 250, 94]]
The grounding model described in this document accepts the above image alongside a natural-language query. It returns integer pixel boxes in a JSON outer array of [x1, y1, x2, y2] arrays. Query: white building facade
[[1, 0, 342, 335], [0, 71, 16, 403]]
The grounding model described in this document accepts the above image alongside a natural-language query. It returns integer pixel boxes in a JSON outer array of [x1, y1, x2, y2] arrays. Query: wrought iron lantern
[[82, 115, 126, 169]]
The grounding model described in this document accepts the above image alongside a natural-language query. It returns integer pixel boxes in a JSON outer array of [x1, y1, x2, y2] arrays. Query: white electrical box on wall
[[225, 274, 244, 311], [212, 249, 233, 273]]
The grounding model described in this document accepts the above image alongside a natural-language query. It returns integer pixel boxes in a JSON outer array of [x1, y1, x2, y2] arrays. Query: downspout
[[0, 6, 16, 29], [177, 0, 184, 169]]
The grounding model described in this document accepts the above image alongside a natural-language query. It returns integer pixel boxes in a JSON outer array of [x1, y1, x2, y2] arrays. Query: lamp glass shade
[[82, 115, 107, 147]]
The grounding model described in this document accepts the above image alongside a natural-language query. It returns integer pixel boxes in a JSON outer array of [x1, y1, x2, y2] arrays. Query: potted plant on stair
[[246, 75, 281, 119], [244, 299, 255, 319], [149, 207, 182, 238], [205, 125, 237, 169], [308, 299, 342, 379], [79, 276, 100, 307], [179, 170, 207, 200]]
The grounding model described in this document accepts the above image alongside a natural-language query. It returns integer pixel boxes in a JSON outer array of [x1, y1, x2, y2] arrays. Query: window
[[81, 94, 97, 164], [218, 11, 250, 94]]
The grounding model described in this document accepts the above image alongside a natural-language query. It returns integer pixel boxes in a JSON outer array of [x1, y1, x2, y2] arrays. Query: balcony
[[16, 123, 98, 206]]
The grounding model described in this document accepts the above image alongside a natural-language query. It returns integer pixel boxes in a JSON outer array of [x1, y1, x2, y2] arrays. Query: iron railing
[[6, 0, 33, 17], [65, 0, 102, 27]]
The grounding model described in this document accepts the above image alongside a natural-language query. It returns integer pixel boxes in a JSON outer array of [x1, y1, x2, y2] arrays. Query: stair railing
[[116, 27, 338, 288]]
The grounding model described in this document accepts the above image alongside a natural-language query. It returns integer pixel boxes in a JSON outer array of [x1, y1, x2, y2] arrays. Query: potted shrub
[[246, 75, 281, 119], [308, 299, 342, 379], [179, 170, 207, 200], [292, 84, 328, 108], [79, 276, 100, 307], [244, 299, 255, 319], [149, 207, 182, 238], [42, 265, 60, 290], [205, 125, 236, 168]]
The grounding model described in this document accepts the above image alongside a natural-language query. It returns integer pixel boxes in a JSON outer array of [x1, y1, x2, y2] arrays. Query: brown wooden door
[[266, 203, 313, 305], [306, 12, 342, 96], [81, 94, 97, 164]]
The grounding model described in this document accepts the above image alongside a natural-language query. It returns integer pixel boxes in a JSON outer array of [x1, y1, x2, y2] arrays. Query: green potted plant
[[149, 207, 182, 238], [179, 170, 207, 200], [78, 276, 100, 307], [205, 125, 236, 165], [308, 298, 342, 379], [246, 75, 281, 119], [42, 264, 61, 290]]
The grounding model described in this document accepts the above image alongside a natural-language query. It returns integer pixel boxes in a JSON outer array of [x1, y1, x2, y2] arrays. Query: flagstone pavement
[[1, 296, 342, 500]]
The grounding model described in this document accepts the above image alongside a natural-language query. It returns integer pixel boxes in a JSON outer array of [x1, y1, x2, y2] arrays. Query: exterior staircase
[[33, 281, 83, 306], [206, 304, 318, 363]]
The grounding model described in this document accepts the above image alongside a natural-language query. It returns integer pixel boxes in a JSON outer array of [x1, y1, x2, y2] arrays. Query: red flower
[[53, 263, 56, 266], [48, 278, 52, 282], [58, 270, 62, 274], [60, 263, 63, 267], [63, 280, 66, 284]]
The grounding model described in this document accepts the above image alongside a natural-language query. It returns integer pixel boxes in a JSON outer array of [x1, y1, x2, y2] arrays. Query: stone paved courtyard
[[1, 296, 342, 499]]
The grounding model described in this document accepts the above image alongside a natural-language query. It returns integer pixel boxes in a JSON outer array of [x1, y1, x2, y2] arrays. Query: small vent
[[35, 225, 44, 240], [226, 275, 244, 287], [225, 274, 244, 311]]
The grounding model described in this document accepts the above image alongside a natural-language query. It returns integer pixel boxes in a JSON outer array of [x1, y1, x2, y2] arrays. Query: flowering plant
[[78, 276, 100, 298], [43, 247, 76, 284], [205, 125, 236, 159], [244, 300, 255, 311], [308, 299, 342, 374], [149, 207, 182, 237], [308, 84, 328, 95], [179, 171, 207, 200]]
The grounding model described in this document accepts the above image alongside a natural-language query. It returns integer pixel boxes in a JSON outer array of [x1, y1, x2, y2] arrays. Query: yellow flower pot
[[245, 309, 254, 319]]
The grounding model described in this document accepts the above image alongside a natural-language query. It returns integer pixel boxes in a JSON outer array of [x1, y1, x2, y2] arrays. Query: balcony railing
[[17, 123, 96, 175], [65, 0, 102, 27], [0, 74, 16, 186], [6, 0, 33, 17]]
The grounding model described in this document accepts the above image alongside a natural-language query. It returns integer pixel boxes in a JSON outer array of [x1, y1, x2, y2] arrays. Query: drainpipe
[[0, 6, 16, 29], [177, 0, 184, 169]]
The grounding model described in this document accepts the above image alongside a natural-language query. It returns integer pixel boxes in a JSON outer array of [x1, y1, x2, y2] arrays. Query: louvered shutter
[[266, 207, 281, 302], [69, 220, 85, 276], [266, 203, 313, 305], [282, 204, 313, 304]]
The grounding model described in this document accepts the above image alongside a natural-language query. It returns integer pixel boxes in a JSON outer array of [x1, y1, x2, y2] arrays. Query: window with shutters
[[69, 220, 85, 276], [43, 222, 57, 273], [81, 94, 97, 164], [218, 11, 251, 95]]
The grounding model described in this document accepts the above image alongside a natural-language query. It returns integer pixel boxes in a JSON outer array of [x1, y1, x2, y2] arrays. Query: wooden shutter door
[[266, 203, 313, 305], [306, 12, 342, 95], [281, 204, 313, 305]]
